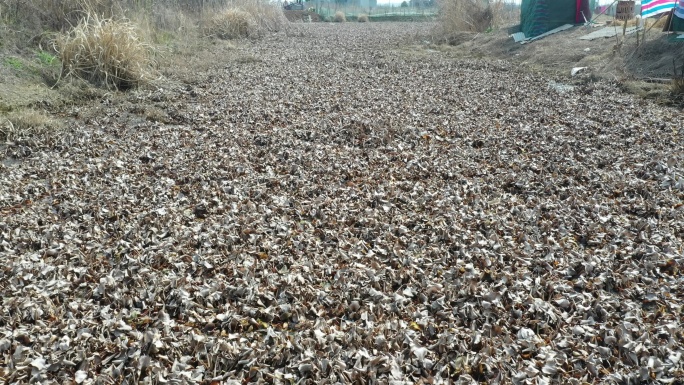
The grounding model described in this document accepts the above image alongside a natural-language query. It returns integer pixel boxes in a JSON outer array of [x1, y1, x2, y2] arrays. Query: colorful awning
[[675, 0, 684, 18], [641, 0, 677, 18]]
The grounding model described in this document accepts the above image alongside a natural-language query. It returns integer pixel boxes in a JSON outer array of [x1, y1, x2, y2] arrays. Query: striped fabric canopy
[[675, 0, 684, 18], [641, 0, 677, 18]]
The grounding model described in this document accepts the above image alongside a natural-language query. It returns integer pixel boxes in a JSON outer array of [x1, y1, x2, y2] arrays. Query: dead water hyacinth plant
[[2, 24, 684, 385], [55, 14, 154, 90]]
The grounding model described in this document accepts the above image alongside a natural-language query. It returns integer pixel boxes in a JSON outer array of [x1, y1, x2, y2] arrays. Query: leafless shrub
[[357, 14, 369, 23]]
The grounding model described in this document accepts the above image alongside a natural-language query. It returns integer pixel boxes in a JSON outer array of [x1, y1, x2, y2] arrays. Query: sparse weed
[[357, 14, 369, 23], [153, 31, 175, 45], [673, 77, 684, 95]]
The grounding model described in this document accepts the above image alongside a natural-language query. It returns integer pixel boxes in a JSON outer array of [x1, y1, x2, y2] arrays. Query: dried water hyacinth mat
[[1, 22, 684, 385]]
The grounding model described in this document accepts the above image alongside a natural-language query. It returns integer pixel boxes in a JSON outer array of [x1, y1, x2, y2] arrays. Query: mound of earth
[[284, 10, 322, 22], [433, 20, 684, 101]]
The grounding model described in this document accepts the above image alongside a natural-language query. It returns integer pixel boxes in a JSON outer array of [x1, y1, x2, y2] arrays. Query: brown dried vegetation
[[55, 15, 154, 90], [1, 23, 684, 385], [334, 11, 347, 23], [0, 109, 60, 144], [437, 0, 505, 33], [202, 8, 258, 39], [672, 61, 684, 104]]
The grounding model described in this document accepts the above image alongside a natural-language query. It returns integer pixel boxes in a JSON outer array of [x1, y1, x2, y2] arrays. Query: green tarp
[[670, 15, 684, 32], [663, 9, 684, 32], [520, 0, 591, 38]]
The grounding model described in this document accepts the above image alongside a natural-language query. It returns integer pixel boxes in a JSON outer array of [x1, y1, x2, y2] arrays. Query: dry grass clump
[[203, 8, 257, 39], [650, 14, 670, 30], [238, 0, 288, 33], [334, 11, 346, 23], [672, 64, 684, 104], [202, 0, 288, 39], [55, 14, 154, 90], [357, 14, 369, 22], [0, 109, 60, 143], [437, 0, 504, 34], [672, 77, 684, 97]]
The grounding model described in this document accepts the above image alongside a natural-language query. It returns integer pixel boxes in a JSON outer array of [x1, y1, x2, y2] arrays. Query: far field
[[1, 22, 683, 384]]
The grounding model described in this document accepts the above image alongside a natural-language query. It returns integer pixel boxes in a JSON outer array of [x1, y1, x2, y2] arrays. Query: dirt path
[[1, 23, 684, 384]]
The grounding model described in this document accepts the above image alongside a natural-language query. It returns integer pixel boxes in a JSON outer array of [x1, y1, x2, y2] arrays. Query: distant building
[[357, 0, 377, 7], [410, 0, 435, 7], [601, 1, 642, 17]]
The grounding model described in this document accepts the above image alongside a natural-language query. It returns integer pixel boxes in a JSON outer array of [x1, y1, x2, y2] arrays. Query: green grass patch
[[4, 57, 23, 70], [153, 31, 175, 45], [36, 50, 58, 66], [368, 14, 435, 22]]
